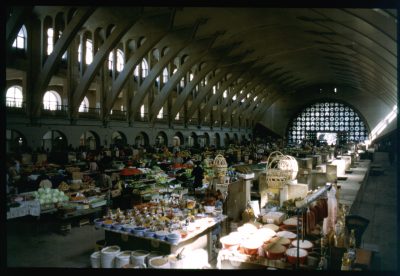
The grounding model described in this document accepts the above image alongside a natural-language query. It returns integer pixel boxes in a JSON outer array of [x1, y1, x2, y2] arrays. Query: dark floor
[[6, 152, 398, 270]]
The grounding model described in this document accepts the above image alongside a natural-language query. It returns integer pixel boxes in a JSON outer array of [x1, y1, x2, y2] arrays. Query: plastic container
[[146, 251, 163, 266], [132, 226, 146, 236], [148, 256, 170, 269], [166, 233, 180, 245], [95, 239, 107, 252], [100, 245, 121, 268], [143, 229, 155, 238], [131, 250, 149, 267], [155, 230, 168, 240], [115, 251, 131, 268], [90, 251, 101, 268]]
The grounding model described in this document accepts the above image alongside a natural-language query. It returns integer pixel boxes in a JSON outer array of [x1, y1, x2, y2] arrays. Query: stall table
[[102, 214, 227, 262]]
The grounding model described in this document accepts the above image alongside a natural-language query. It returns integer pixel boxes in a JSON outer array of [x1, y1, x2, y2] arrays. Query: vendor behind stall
[[96, 166, 112, 210]]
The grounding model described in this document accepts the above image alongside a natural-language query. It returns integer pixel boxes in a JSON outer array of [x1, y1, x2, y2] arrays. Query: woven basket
[[266, 151, 298, 181], [213, 154, 228, 177]]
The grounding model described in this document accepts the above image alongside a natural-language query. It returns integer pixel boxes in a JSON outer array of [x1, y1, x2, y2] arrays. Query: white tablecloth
[[7, 200, 41, 219]]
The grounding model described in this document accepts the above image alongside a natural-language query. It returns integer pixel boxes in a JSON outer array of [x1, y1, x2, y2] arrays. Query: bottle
[[348, 229, 357, 263], [349, 229, 356, 250], [341, 252, 351, 271]]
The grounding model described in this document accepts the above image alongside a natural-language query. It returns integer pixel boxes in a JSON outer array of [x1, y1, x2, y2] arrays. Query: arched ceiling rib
[[9, 6, 397, 123]]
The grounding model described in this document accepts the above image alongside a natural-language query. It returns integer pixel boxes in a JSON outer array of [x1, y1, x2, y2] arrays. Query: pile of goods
[[33, 187, 69, 206]]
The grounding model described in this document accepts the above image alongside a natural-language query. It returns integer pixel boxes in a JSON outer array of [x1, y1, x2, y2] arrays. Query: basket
[[266, 176, 287, 189], [213, 154, 228, 178], [266, 151, 298, 182]]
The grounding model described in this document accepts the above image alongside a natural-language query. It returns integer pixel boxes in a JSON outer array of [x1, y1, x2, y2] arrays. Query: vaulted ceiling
[[6, 6, 397, 135]]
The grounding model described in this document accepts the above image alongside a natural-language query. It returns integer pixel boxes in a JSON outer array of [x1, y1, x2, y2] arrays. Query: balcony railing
[[6, 101, 26, 114], [78, 107, 101, 119], [109, 110, 127, 121], [41, 105, 68, 117], [135, 112, 149, 122]]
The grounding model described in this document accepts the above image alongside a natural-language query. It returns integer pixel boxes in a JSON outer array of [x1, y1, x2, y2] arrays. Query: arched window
[[162, 68, 169, 83], [108, 49, 124, 72], [79, 96, 89, 112], [6, 86, 23, 107], [286, 101, 369, 145], [134, 59, 149, 78], [12, 25, 27, 49], [43, 91, 61, 110], [223, 90, 227, 98], [140, 105, 145, 118], [78, 39, 93, 65], [47, 28, 54, 55]]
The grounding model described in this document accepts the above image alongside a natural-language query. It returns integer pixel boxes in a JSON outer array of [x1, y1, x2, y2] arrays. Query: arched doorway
[[224, 133, 230, 146], [188, 132, 198, 147], [6, 129, 27, 153], [174, 131, 184, 146], [80, 131, 100, 150], [42, 130, 68, 152], [134, 131, 149, 147], [112, 131, 127, 148], [198, 132, 210, 148], [233, 133, 239, 144], [156, 131, 168, 147], [214, 133, 221, 148]]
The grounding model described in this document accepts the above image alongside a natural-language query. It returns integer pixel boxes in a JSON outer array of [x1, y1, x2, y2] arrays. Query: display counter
[[102, 214, 227, 262]]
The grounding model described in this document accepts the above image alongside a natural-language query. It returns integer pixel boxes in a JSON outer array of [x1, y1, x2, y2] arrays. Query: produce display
[[33, 187, 69, 205]]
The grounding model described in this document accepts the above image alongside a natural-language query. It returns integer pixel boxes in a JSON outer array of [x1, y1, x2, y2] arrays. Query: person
[[191, 161, 204, 194], [97, 166, 113, 210], [173, 152, 183, 165]]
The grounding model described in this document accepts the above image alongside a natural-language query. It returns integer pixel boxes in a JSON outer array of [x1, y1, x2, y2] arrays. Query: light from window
[[223, 90, 227, 98], [232, 94, 237, 101], [163, 68, 169, 83], [121, 105, 124, 111], [47, 28, 54, 55], [189, 73, 194, 81], [213, 86, 216, 95], [175, 112, 179, 120], [180, 77, 185, 88], [241, 98, 245, 103], [253, 96, 258, 102], [78, 39, 93, 65], [140, 105, 145, 118], [79, 96, 89, 112], [108, 49, 124, 72], [134, 59, 149, 78], [157, 107, 163, 119], [6, 86, 23, 108], [247, 93, 251, 98], [43, 91, 61, 110], [12, 25, 27, 49]]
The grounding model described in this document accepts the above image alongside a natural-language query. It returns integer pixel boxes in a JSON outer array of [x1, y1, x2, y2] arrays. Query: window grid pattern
[[287, 102, 369, 144], [12, 26, 27, 49], [6, 86, 23, 107]]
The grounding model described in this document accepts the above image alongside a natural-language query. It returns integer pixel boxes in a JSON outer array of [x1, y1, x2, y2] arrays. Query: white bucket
[[115, 251, 131, 268], [131, 250, 149, 267], [90, 251, 101, 268], [101, 245, 121, 268], [148, 256, 170, 269], [145, 251, 163, 266]]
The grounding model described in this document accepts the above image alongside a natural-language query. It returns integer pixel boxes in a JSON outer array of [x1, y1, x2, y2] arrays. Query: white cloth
[[7, 199, 41, 219]]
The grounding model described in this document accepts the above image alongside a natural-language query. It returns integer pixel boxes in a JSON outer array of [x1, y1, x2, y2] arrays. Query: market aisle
[[350, 152, 398, 271], [7, 220, 104, 267]]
